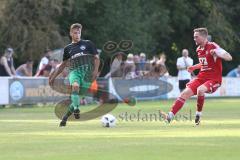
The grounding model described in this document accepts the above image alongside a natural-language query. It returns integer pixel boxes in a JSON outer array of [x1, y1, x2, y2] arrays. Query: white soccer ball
[[101, 114, 116, 128]]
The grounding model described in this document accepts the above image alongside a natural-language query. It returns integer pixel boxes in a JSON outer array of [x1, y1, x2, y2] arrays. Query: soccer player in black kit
[[49, 23, 100, 127]]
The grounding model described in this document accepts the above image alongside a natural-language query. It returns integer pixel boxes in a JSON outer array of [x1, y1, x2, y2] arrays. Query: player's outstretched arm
[[212, 48, 232, 61], [49, 60, 68, 86]]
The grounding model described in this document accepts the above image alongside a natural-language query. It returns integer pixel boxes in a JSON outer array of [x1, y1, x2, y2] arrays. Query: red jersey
[[196, 41, 222, 83]]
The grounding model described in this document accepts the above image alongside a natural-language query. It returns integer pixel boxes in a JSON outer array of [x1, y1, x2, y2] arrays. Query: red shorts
[[186, 78, 221, 95]]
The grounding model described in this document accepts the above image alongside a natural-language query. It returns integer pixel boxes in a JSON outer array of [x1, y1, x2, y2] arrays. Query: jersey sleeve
[[88, 41, 98, 55], [62, 46, 70, 61], [42, 57, 48, 65]]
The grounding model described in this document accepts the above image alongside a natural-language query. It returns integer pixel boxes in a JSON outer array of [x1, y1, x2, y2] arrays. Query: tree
[[0, 0, 239, 75], [0, 0, 69, 62]]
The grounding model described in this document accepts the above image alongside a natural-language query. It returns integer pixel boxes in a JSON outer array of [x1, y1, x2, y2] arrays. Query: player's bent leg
[[161, 87, 194, 123], [197, 85, 208, 96], [60, 110, 72, 127], [195, 85, 208, 125], [59, 103, 75, 127], [180, 87, 194, 100], [71, 81, 80, 119], [59, 72, 80, 126], [60, 96, 78, 127]]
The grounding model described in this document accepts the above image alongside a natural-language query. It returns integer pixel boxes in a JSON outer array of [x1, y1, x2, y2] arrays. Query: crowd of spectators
[[106, 52, 170, 79], [226, 65, 240, 77], [0, 47, 239, 80], [0, 48, 60, 78]]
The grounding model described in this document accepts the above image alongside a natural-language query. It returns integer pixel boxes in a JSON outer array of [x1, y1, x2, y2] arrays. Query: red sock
[[170, 97, 186, 115], [197, 95, 205, 112]]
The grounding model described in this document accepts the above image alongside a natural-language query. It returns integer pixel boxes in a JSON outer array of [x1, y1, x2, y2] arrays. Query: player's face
[[194, 32, 206, 46], [70, 28, 81, 43]]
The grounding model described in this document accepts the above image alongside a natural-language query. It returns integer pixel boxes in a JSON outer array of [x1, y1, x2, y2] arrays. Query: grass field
[[0, 98, 240, 160]]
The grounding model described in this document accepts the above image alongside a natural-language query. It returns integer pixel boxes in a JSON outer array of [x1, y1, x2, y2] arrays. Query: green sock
[[68, 104, 74, 113], [71, 91, 80, 110]]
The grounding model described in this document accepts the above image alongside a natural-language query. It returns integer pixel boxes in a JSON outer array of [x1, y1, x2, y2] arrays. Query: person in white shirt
[[176, 49, 193, 92], [124, 53, 136, 79], [35, 49, 51, 76], [105, 52, 124, 78]]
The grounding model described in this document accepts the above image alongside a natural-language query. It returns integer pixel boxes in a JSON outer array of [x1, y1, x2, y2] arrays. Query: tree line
[[0, 0, 239, 75]]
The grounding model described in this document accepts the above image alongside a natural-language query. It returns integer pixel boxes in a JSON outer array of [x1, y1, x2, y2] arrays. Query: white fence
[[0, 77, 240, 105]]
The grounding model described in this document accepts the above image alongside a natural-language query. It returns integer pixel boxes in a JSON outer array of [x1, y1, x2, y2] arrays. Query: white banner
[[0, 77, 240, 105], [109, 77, 240, 100], [0, 78, 9, 104], [166, 77, 240, 98]]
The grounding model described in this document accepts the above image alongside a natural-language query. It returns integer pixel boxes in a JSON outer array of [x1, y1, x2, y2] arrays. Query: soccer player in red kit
[[161, 28, 232, 125]]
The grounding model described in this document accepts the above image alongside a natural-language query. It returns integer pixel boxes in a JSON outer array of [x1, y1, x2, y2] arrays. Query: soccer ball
[[101, 114, 116, 128]]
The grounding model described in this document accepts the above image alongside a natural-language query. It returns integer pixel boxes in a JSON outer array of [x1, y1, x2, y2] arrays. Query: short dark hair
[[5, 48, 14, 54], [194, 28, 208, 37], [70, 23, 82, 32], [26, 59, 33, 63]]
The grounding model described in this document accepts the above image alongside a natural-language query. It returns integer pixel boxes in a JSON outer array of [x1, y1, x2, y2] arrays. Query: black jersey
[[63, 40, 98, 61], [0, 57, 13, 76]]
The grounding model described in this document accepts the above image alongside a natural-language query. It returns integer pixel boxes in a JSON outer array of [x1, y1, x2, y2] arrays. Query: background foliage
[[0, 0, 239, 75]]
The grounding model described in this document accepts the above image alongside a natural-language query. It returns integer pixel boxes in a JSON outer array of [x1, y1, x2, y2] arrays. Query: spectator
[[105, 52, 124, 78], [138, 53, 147, 76], [80, 97, 87, 105], [146, 62, 167, 78], [133, 54, 140, 63], [49, 59, 60, 75], [125, 53, 134, 64], [16, 59, 33, 77], [156, 53, 169, 76], [226, 65, 240, 77], [0, 48, 16, 76], [157, 53, 166, 65], [123, 64, 136, 79], [176, 49, 193, 92], [139, 53, 146, 70], [124, 53, 136, 79], [147, 62, 160, 78], [35, 49, 51, 76], [150, 55, 159, 64], [113, 62, 125, 78], [133, 54, 141, 74], [36, 64, 52, 77]]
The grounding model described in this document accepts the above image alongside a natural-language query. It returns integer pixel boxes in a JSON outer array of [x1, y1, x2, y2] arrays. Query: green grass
[[0, 98, 240, 160]]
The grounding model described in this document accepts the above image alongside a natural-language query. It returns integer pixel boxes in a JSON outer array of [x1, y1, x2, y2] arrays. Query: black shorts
[[179, 79, 190, 91]]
